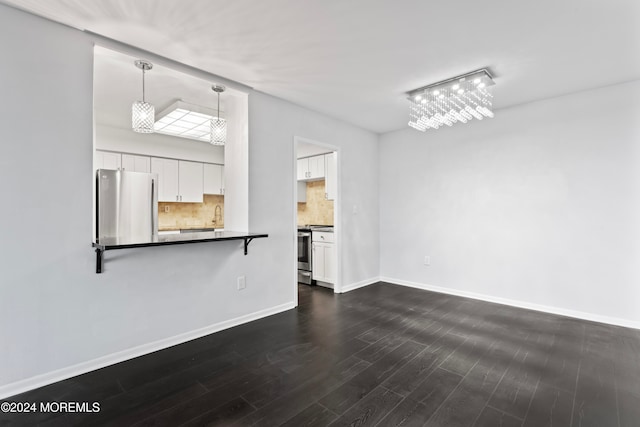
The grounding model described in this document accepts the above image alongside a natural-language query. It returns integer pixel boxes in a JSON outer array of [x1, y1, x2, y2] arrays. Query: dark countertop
[[93, 231, 268, 251], [298, 225, 333, 232]]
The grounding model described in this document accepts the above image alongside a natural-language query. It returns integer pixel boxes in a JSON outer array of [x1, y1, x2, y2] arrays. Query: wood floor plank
[[407, 367, 464, 414], [425, 346, 510, 427], [327, 386, 403, 427], [376, 397, 434, 427], [474, 406, 522, 427], [280, 403, 338, 427], [522, 383, 573, 427], [181, 397, 255, 427], [487, 347, 543, 420], [383, 334, 463, 397], [318, 340, 425, 415], [5, 283, 637, 427]]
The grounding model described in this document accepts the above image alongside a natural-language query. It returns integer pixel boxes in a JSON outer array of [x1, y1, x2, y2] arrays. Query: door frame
[[293, 136, 341, 305]]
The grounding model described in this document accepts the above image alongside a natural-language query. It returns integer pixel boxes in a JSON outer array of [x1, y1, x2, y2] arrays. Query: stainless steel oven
[[298, 230, 312, 284]]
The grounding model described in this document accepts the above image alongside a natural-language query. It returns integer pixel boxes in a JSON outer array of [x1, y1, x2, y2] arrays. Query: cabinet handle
[[176, 195, 178, 201], [180, 195, 183, 201]]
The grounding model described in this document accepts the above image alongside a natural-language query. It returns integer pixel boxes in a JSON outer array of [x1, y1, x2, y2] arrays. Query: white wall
[[250, 93, 380, 290], [96, 124, 224, 164], [380, 80, 640, 326], [0, 4, 379, 394]]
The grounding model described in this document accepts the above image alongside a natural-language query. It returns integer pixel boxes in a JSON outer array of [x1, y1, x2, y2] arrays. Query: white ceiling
[[6, 0, 640, 133], [94, 46, 235, 131]]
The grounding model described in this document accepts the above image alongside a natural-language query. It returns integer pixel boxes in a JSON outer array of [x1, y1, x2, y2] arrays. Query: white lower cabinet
[[312, 232, 336, 285]]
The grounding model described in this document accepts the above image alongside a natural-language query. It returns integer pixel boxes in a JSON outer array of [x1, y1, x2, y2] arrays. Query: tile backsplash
[[159, 194, 224, 230], [297, 180, 334, 226]]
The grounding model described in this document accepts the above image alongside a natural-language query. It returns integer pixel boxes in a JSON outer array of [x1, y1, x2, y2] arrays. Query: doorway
[[294, 136, 340, 305]]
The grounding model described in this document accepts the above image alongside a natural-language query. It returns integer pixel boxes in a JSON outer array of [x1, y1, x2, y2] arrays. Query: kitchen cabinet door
[[178, 161, 204, 203], [324, 243, 336, 283], [308, 155, 325, 180], [94, 150, 121, 171], [298, 155, 325, 181], [204, 163, 224, 195], [297, 158, 309, 181], [151, 157, 179, 202], [325, 152, 336, 201], [122, 154, 151, 173], [312, 242, 335, 284], [312, 242, 326, 281]]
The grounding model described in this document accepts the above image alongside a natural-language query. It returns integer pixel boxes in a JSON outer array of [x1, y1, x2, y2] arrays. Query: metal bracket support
[[96, 248, 104, 274], [244, 237, 255, 255]]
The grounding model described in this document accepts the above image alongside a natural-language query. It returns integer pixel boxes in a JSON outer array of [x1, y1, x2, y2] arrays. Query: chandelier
[[407, 69, 495, 132]]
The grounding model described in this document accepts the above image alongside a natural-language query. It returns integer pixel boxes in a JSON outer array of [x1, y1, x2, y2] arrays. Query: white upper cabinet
[[151, 158, 179, 202], [297, 158, 309, 181], [94, 150, 121, 171], [152, 158, 203, 203], [308, 155, 325, 180], [204, 163, 224, 195], [121, 154, 151, 173], [324, 152, 336, 201], [178, 161, 204, 203], [297, 155, 325, 181]]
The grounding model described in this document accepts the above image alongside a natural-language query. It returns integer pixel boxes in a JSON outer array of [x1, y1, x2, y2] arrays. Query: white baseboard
[[339, 276, 380, 293], [380, 277, 640, 330], [0, 301, 296, 400]]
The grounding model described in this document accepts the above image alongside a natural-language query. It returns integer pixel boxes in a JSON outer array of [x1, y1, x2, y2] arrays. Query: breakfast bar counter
[[92, 231, 268, 273]]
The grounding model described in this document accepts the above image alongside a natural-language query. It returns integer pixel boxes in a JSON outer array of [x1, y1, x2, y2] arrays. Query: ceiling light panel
[[154, 101, 224, 143]]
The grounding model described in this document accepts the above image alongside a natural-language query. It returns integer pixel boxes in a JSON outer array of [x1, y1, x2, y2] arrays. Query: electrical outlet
[[237, 276, 246, 290], [164, 206, 169, 213], [424, 256, 431, 266]]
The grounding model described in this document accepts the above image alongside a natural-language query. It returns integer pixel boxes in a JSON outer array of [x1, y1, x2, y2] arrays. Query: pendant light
[[210, 85, 226, 145], [132, 60, 155, 133]]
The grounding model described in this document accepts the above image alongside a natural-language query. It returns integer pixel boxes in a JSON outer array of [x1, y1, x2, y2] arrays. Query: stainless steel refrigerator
[[96, 169, 158, 240]]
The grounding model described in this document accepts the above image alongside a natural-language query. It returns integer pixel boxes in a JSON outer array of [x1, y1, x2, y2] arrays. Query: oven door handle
[[298, 232, 311, 237]]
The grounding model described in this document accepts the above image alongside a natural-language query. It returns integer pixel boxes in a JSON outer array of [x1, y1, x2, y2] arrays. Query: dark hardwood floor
[[2, 282, 639, 426]]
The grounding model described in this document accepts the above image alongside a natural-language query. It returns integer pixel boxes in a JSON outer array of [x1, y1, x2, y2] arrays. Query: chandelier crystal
[[132, 60, 155, 133], [210, 85, 226, 145], [407, 69, 495, 132]]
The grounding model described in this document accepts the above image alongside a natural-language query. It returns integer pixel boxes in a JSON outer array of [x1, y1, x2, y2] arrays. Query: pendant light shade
[[132, 60, 155, 133], [210, 85, 226, 145]]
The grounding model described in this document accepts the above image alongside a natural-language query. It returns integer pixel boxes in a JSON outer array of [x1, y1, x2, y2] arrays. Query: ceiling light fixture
[[407, 68, 495, 132], [210, 85, 226, 146], [154, 100, 219, 142], [132, 60, 155, 133]]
